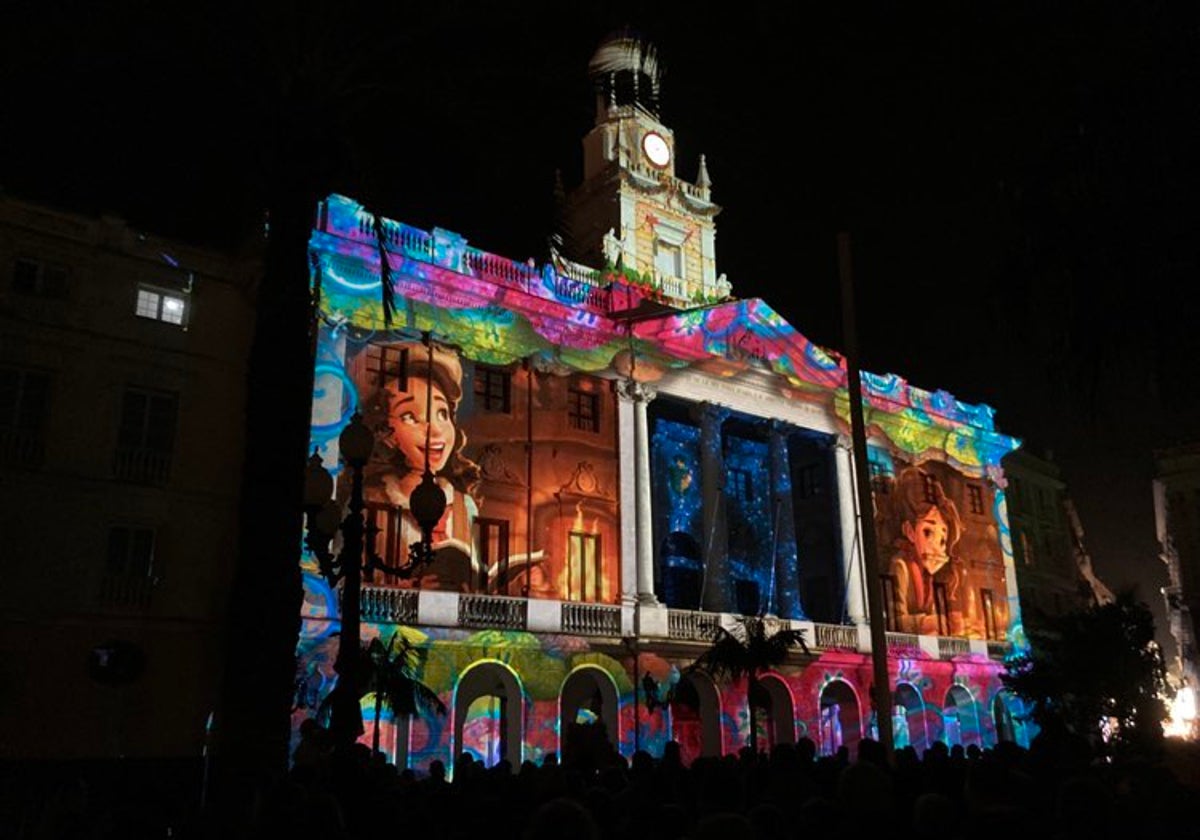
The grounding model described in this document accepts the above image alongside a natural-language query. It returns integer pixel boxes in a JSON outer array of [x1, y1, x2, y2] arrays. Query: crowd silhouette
[[261, 720, 1195, 840]]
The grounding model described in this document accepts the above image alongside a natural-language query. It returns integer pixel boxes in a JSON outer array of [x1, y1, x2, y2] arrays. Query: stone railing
[[361, 586, 418, 624], [987, 640, 1011, 660], [938, 636, 971, 658], [886, 632, 921, 652], [561, 603, 621, 636], [668, 609, 720, 642], [812, 622, 859, 651], [459, 594, 527, 630]]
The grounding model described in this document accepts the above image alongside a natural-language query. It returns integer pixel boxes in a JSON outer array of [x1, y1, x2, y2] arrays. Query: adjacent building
[[0, 194, 257, 758], [294, 34, 1032, 767], [1153, 444, 1200, 704]]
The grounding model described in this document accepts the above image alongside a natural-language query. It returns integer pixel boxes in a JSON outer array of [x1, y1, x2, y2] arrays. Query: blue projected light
[[311, 361, 360, 447]]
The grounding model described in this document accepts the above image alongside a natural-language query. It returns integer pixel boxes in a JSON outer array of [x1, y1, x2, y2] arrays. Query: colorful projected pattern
[[295, 194, 1026, 767]]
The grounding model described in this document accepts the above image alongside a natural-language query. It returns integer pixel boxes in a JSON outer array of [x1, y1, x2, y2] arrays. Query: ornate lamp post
[[302, 335, 448, 751]]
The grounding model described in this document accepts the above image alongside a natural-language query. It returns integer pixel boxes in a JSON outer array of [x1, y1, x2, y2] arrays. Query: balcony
[[98, 574, 157, 610], [112, 446, 171, 485], [0, 428, 45, 468], [353, 585, 1004, 662]]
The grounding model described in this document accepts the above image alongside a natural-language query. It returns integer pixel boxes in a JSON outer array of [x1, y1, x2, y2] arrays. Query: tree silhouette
[[1002, 591, 1167, 759], [687, 616, 808, 751], [361, 632, 445, 755]]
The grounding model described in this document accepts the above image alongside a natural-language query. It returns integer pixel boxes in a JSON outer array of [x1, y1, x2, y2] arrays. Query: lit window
[[135, 284, 188, 326]]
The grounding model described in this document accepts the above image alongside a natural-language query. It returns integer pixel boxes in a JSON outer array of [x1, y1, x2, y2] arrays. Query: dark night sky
[[5, 3, 1199, 654]]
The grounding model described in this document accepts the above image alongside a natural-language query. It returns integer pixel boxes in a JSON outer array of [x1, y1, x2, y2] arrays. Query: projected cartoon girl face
[[903, 505, 950, 574], [387, 377, 455, 474]]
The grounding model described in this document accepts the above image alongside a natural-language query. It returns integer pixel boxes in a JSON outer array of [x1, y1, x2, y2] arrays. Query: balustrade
[[459, 594, 527, 630], [561, 603, 621, 636]]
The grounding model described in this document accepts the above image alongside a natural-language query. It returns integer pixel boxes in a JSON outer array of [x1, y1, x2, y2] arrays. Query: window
[[967, 484, 985, 515], [797, 463, 823, 498], [0, 367, 50, 467], [106, 526, 156, 578], [727, 468, 753, 503], [881, 575, 900, 632], [654, 240, 683, 279], [922, 472, 939, 504], [1008, 477, 1022, 513], [474, 365, 511, 412], [567, 531, 602, 602], [12, 257, 68, 297], [113, 387, 178, 483], [365, 344, 408, 389], [365, 503, 406, 583], [135, 284, 188, 326], [475, 518, 510, 593], [933, 582, 950, 636], [1021, 531, 1036, 566], [980, 589, 998, 640], [567, 385, 600, 433], [867, 452, 892, 495]]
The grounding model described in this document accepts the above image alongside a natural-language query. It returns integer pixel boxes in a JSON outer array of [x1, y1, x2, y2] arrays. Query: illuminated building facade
[[1153, 444, 1200, 699], [295, 35, 1030, 767], [0, 195, 257, 758]]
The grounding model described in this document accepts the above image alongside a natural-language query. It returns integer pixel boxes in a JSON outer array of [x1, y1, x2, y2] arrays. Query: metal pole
[[837, 232, 894, 761], [330, 462, 365, 748]]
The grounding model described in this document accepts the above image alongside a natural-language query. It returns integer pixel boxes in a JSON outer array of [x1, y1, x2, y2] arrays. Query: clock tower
[[560, 33, 728, 305]]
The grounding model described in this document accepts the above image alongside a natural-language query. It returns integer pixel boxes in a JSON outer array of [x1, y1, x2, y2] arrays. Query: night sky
[[5, 3, 1199, 655]]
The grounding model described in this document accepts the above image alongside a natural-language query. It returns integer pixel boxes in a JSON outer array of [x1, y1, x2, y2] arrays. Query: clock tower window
[[654, 240, 683, 280]]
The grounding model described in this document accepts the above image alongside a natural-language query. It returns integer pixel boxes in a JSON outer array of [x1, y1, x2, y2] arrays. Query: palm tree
[[361, 632, 446, 755], [688, 616, 808, 752]]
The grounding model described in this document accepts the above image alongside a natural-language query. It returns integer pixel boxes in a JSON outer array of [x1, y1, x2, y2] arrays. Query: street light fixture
[[301, 334, 449, 750]]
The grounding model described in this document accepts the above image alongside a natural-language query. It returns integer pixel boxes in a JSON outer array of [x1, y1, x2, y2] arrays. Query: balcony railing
[[98, 574, 157, 609], [937, 636, 971, 658], [986, 640, 1011, 660], [561, 603, 621, 636], [361, 586, 418, 624], [459, 594, 527, 630], [0, 428, 45, 468], [113, 446, 171, 485], [813, 622, 859, 650], [886, 632, 921, 652], [668, 609, 720, 642]]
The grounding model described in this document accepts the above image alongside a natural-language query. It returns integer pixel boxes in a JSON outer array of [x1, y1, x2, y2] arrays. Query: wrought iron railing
[[112, 446, 171, 485], [0, 428, 45, 468], [98, 574, 157, 609]]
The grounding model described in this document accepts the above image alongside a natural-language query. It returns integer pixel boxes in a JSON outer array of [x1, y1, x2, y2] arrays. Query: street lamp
[[303, 412, 375, 748], [302, 335, 449, 750]]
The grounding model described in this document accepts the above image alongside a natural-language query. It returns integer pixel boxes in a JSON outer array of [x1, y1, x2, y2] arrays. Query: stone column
[[834, 436, 868, 625], [697, 402, 733, 613], [615, 385, 638, 608], [768, 421, 804, 619], [618, 380, 659, 605]]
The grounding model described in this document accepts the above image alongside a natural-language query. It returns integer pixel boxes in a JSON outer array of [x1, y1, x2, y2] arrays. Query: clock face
[[642, 131, 671, 168]]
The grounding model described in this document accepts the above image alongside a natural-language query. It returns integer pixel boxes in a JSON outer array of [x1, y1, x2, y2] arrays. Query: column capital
[[616, 379, 657, 404], [691, 401, 730, 427]]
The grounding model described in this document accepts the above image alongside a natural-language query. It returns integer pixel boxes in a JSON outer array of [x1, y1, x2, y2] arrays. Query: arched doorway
[[559, 666, 620, 762], [892, 682, 928, 753], [454, 662, 524, 768], [751, 673, 795, 750], [992, 692, 1028, 748], [670, 670, 722, 764], [943, 685, 980, 747], [817, 679, 862, 756]]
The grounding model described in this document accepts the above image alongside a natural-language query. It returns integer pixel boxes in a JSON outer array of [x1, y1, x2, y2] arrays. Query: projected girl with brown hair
[[887, 466, 967, 636]]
